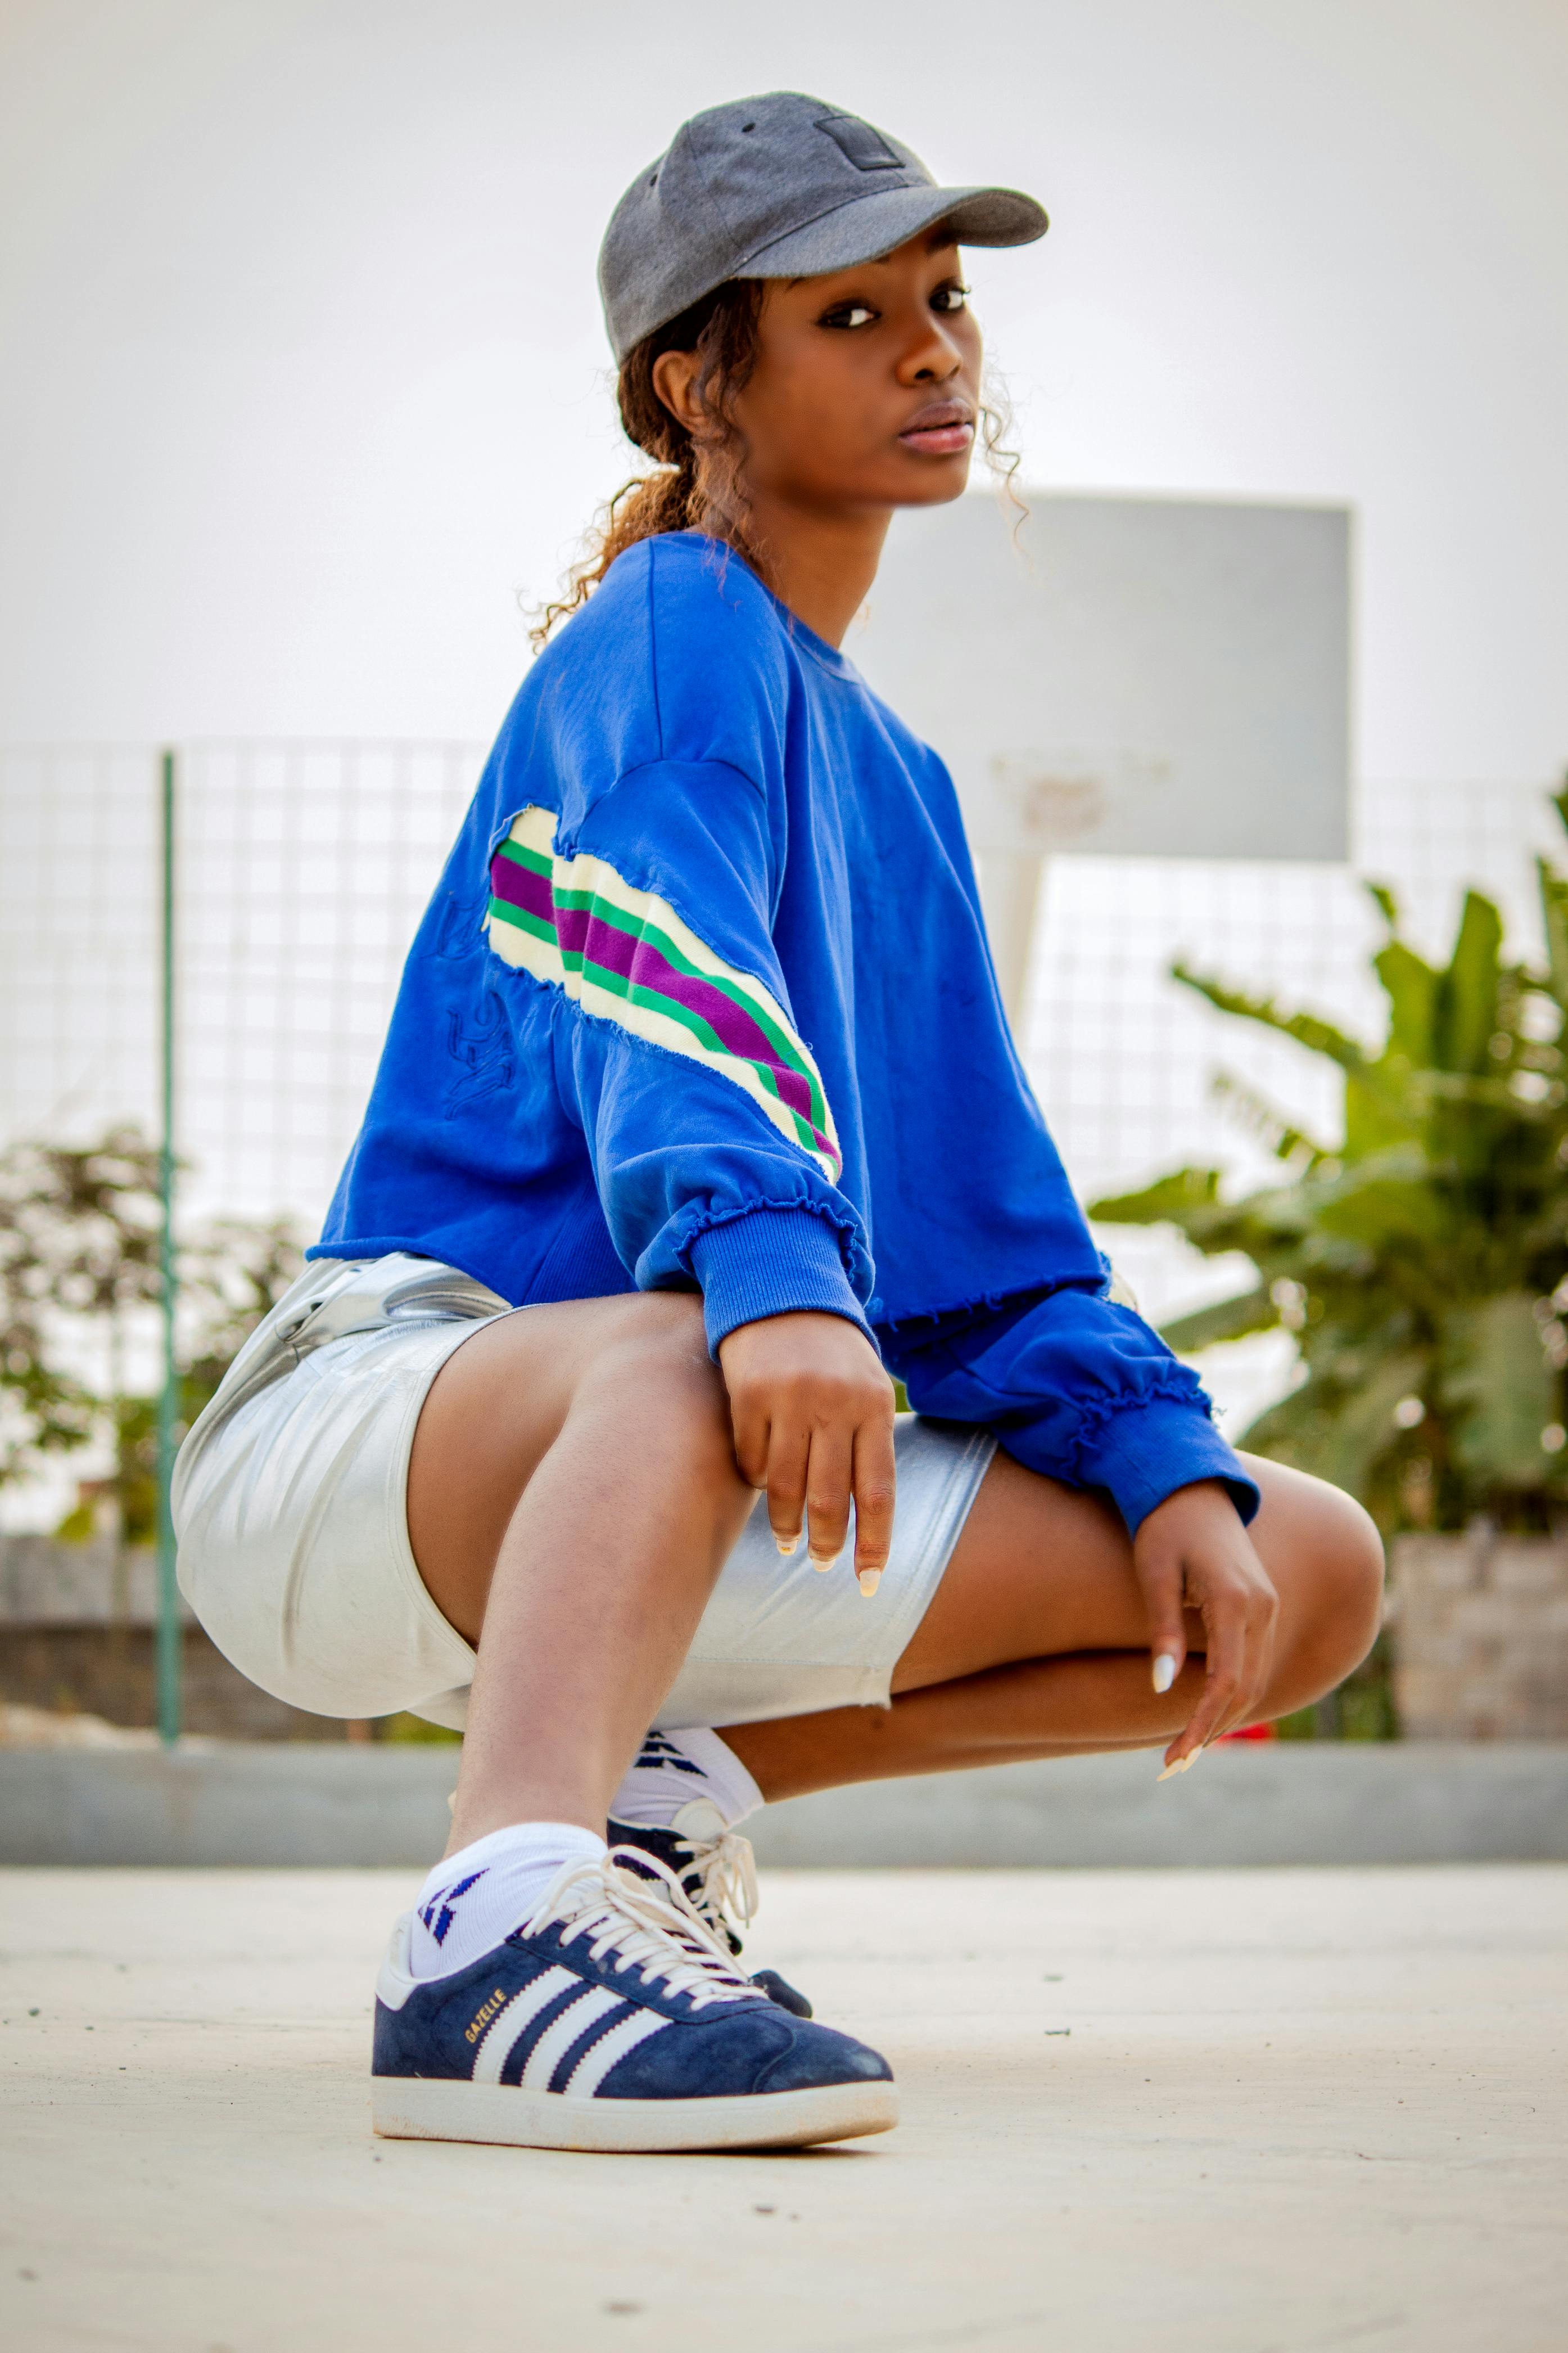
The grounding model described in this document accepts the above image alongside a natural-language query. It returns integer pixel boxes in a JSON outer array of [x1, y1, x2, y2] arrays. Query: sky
[[1, 0, 1565, 780]]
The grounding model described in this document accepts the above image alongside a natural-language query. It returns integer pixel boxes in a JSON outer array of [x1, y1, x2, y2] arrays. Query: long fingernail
[[858, 1569, 882, 1599], [775, 1536, 798, 1557], [1151, 1653, 1179, 1695], [1157, 1751, 1198, 1781]]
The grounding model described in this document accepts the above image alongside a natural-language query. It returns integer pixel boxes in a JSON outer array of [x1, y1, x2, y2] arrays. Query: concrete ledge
[[754, 1741, 1568, 1866], [0, 1743, 459, 1867], [3, 1739, 1566, 1867], [0, 1534, 192, 1623]]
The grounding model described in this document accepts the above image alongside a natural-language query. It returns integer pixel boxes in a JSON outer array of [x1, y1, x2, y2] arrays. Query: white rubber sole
[[372, 2073, 898, 2153]]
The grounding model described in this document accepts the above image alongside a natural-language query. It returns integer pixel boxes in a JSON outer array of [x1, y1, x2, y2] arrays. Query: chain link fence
[[1029, 778, 1565, 1206], [1, 741, 478, 1229]]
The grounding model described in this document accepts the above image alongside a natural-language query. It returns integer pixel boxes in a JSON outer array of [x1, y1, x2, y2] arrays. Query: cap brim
[[740, 182, 1047, 281]]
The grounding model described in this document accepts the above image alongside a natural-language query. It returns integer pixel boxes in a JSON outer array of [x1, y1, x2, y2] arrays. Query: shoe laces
[[673, 1824, 760, 1939], [523, 1851, 759, 2012]]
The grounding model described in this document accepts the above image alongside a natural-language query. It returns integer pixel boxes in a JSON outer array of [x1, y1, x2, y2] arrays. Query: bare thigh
[[893, 1449, 1385, 1700]]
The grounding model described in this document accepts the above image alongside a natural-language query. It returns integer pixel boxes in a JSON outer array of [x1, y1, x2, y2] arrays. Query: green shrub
[[1091, 785, 1568, 1541]]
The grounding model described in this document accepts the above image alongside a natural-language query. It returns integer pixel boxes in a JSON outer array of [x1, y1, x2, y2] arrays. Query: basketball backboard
[[850, 492, 1351, 1013]]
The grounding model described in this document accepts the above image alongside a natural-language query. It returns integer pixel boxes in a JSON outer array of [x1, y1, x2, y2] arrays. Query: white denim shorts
[[173, 1255, 996, 1733]]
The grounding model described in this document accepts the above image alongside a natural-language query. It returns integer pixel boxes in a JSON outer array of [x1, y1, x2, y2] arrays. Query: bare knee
[[1310, 1487, 1385, 1671], [413, 1288, 722, 1518], [1245, 1457, 1386, 1702], [573, 1292, 735, 1468], [587, 1290, 713, 1394]]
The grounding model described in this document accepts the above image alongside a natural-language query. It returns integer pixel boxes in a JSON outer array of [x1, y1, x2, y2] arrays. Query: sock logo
[[418, 1869, 487, 1946], [634, 1731, 704, 1778]]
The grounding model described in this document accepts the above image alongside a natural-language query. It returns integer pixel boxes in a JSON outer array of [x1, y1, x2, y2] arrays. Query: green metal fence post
[[156, 747, 182, 1747]]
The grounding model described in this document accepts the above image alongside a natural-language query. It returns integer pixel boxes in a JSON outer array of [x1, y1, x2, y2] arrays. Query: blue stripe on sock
[[634, 1732, 704, 1777], [418, 1868, 487, 1945]]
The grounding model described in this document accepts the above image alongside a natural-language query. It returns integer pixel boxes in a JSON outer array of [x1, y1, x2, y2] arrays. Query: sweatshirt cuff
[[1072, 1395, 1261, 1536], [688, 1207, 873, 1357]]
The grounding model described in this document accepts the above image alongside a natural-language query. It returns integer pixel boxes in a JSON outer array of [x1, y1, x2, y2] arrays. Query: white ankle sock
[[608, 1728, 763, 1833], [408, 1820, 606, 1980]]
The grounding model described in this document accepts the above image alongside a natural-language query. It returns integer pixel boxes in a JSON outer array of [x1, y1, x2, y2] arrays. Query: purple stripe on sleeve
[[555, 901, 826, 1143], [489, 854, 554, 926]]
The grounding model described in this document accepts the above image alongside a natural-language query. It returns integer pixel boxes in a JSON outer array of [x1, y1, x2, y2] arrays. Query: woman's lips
[[898, 403, 975, 456]]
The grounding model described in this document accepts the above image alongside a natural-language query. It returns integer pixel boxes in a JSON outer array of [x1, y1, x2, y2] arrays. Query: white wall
[[0, 0, 1564, 777]]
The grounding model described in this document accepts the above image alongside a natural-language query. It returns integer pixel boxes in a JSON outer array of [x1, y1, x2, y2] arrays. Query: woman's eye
[[932, 283, 970, 314], [821, 302, 878, 330]]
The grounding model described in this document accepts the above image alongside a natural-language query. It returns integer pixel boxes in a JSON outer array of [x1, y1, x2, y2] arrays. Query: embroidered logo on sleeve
[[485, 805, 842, 1181]]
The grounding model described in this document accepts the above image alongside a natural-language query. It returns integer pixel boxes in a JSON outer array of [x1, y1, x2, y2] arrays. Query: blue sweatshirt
[[314, 531, 1257, 1534]]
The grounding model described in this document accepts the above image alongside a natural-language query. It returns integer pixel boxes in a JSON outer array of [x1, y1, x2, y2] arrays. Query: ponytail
[[531, 280, 764, 649]]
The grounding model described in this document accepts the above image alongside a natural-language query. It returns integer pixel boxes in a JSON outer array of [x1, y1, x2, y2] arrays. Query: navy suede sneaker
[[372, 1847, 894, 2152], [607, 1800, 815, 2019]]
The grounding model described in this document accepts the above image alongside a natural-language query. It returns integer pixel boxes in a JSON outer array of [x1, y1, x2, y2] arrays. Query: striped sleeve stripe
[[562, 2005, 670, 2099], [470, 1967, 577, 2085], [516, 1986, 629, 2091], [485, 804, 842, 1182]]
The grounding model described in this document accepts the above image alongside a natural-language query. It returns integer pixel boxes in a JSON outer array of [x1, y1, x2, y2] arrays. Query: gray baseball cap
[[599, 92, 1047, 365]]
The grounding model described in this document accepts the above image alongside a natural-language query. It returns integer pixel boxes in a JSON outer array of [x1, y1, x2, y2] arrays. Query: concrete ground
[[2, 1868, 1562, 2353]]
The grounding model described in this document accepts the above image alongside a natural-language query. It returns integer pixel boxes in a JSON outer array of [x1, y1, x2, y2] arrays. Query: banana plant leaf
[[1435, 892, 1504, 1076], [1244, 1349, 1430, 1499], [1160, 1286, 1276, 1354], [1537, 854, 1568, 1009], [1087, 778, 1568, 1533], [1372, 936, 1440, 1066], [1088, 1167, 1224, 1226], [1439, 1292, 1559, 1489]]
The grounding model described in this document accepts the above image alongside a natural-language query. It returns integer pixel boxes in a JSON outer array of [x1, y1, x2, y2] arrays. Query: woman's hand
[[718, 1311, 897, 1594], [1133, 1479, 1280, 1771]]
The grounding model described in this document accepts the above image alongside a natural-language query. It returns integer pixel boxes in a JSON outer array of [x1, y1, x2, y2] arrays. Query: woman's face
[[660, 227, 983, 520]]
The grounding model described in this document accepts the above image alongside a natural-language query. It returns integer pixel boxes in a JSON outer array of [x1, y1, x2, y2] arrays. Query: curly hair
[[530, 273, 1022, 649], [530, 281, 765, 649]]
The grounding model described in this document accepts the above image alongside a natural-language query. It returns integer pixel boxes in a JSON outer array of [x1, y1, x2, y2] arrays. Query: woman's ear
[[650, 346, 707, 438]]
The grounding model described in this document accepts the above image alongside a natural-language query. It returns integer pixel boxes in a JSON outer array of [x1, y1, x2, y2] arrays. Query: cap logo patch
[[816, 115, 903, 173]]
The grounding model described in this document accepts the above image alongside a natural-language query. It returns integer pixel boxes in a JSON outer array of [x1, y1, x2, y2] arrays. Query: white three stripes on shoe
[[517, 1986, 627, 2091], [563, 2006, 667, 2097], [471, 1965, 673, 2097], [472, 1967, 577, 2086]]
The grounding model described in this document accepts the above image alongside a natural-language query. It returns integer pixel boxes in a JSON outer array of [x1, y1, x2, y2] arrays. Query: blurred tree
[[0, 1129, 162, 1520], [1090, 786, 1568, 1544], [0, 1127, 302, 1547], [178, 1213, 306, 1431]]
